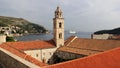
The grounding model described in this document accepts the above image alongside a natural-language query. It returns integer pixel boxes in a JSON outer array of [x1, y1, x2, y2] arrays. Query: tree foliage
[[6, 36, 15, 42], [94, 27, 120, 34], [0, 16, 47, 34]]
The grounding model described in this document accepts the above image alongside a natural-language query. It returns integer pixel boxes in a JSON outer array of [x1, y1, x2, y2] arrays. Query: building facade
[[91, 34, 113, 40], [53, 6, 64, 48], [24, 47, 57, 63]]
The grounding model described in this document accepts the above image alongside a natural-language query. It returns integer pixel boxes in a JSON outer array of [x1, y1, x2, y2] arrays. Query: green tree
[[6, 36, 15, 42]]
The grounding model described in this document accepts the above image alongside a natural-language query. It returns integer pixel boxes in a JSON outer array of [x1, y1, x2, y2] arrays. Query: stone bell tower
[[53, 6, 64, 48]]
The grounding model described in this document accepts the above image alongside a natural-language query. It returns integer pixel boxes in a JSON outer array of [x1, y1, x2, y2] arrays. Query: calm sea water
[[14, 31, 93, 41]]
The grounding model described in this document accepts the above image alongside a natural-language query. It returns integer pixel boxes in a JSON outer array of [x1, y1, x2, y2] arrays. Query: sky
[[0, 0, 120, 32]]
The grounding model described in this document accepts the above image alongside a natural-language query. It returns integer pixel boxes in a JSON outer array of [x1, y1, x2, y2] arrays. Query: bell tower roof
[[54, 6, 63, 18], [55, 6, 62, 13]]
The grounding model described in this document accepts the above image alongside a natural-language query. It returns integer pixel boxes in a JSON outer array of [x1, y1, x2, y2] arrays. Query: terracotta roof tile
[[0, 40, 56, 67], [3, 40, 55, 50], [59, 37, 120, 55], [58, 46, 101, 55], [69, 38, 120, 51], [43, 47, 120, 68], [0, 45, 47, 67]]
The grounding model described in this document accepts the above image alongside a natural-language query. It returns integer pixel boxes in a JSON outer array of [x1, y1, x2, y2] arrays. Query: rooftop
[[3, 40, 55, 50], [44, 47, 120, 68], [0, 40, 56, 67], [0, 44, 48, 67], [59, 36, 120, 55]]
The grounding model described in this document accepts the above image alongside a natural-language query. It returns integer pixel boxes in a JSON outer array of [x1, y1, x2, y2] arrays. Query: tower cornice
[[53, 18, 64, 20]]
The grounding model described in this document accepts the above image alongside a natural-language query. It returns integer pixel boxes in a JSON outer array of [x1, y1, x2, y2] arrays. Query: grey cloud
[[0, 0, 120, 32]]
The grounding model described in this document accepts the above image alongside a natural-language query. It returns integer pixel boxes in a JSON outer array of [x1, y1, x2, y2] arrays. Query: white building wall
[[24, 49, 42, 61], [41, 48, 57, 63], [24, 48, 57, 63], [92, 34, 112, 40], [0, 35, 6, 44]]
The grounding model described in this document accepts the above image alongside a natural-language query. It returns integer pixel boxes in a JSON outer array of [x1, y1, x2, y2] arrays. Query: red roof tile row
[[0, 40, 55, 67], [58, 46, 101, 55], [3, 40, 55, 50], [59, 37, 120, 55], [43, 47, 120, 68], [0, 44, 47, 67], [69, 38, 120, 51]]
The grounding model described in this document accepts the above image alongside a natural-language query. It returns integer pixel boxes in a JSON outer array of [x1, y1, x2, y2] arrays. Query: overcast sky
[[0, 0, 120, 32]]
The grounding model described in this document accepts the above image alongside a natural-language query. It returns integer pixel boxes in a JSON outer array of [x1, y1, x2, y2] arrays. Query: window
[[56, 13, 58, 15], [36, 54, 38, 57], [59, 33, 62, 39], [42, 57, 46, 63], [60, 13, 62, 17], [59, 22, 62, 28]]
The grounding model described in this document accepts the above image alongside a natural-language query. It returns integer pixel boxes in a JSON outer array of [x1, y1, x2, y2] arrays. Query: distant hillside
[[0, 16, 47, 33], [94, 27, 120, 34]]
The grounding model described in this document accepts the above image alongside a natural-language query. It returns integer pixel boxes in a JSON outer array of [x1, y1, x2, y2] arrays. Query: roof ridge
[[65, 36, 77, 46], [68, 47, 120, 62], [2, 40, 55, 50], [67, 46, 103, 52], [2, 43, 25, 54], [0, 44, 47, 67]]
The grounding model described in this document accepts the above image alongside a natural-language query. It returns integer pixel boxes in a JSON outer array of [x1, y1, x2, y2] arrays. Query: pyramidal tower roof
[[55, 6, 62, 12]]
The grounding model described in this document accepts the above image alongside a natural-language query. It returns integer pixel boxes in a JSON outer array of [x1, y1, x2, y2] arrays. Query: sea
[[14, 31, 93, 41]]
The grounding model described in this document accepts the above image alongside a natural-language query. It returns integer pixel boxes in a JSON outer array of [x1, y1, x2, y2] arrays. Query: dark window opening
[[60, 13, 62, 17], [59, 33, 62, 39], [36, 54, 38, 57], [56, 13, 58, 15], [59, 23, 62, 28]]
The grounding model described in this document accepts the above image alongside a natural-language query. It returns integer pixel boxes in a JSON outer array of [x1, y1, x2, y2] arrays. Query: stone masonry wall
[[0, 50, 29, 68], [48, 51, 86, 64], [24, 48, 57, 64], [92, 34, 112, 40], [56, 51, 86, 60]]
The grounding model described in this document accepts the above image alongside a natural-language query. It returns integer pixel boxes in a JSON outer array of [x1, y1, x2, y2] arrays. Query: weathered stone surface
[[0, 50, 29, 68]]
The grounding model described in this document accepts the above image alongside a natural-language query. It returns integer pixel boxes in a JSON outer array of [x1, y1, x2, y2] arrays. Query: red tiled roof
[[0, 44, 47, 67], [58, 37, 120, 55], [111, 35, 120, 40], [43, 47, 120, 68], [0, 40, 55, 67], [58, 46, 101, 55], [3, 40, 55, 50], [69, 38, 120, 51]]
